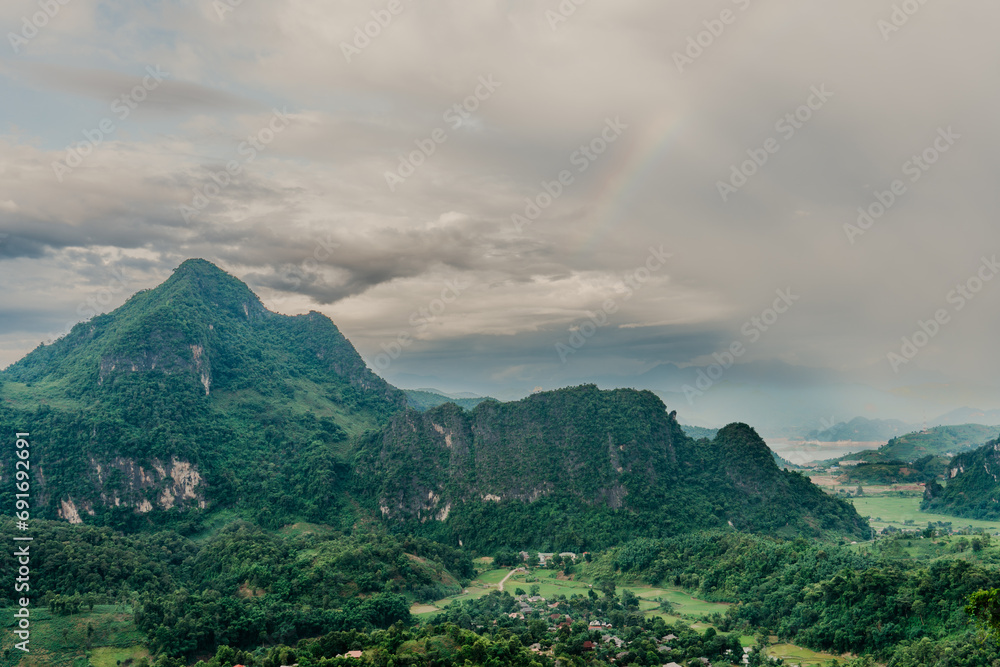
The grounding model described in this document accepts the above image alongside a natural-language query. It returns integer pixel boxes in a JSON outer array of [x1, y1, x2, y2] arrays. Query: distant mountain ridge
[[808, 417, 912, 442], [680, 424, 718, 440], [826, 424, 999, 486], [854, 424, 997, 463], [404, 388, 493, 411]]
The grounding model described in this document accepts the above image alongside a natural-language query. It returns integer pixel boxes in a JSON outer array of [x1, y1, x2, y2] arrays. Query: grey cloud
[[20, 62, 256, 115], [2, 0, 1000, 430]]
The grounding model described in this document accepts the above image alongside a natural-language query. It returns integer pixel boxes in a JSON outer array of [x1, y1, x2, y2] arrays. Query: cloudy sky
[[2, 0, 998, 431]]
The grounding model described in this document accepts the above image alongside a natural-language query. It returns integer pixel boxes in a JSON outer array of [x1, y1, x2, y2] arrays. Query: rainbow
[[575, 113, 684, 254]]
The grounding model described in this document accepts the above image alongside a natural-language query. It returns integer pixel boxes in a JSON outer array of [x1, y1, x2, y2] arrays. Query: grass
[[278, 521, 337, 537], [638, 588, 730, 617], [89, 645, 151, 667], [767, 642, 843, 666], [186, 508, 242, 542], [476, 569, 512, 585], [419, 564, 734, 624], [0, 379, 83, 412], [850, 495, 1000, 534], [0, 605, 144, 667], [415, 565, 833, 665], [409, 604, 439, 616]]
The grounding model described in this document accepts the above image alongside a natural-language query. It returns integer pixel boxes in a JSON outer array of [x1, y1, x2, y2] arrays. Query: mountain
[[414, 387, 485, 400], [404, 388, 493, 411], [357, 384, 869, 550], [0, 259, 405, 531], [931, 406, 1000, 426], [680, 424, 718, 440], [807, 416, 913, 442], [851, 424, 998, 463], [0, 259, 866, 547], [682, 424, 798, 469], [827, 424, 998, 484], [922, 436, 1000, 519]]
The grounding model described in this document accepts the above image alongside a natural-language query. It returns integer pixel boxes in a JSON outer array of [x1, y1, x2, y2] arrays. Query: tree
[[967, 588, 1000, 639], [494, 549, 521, 568]]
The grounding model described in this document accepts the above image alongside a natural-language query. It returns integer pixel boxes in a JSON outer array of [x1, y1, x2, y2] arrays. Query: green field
[[850, 495, 1000, 534], [767, 642, 844, 666], [476, 569, 513, 585], [0, 605, 146, 667], [415, 565, 733, 623], [411, 565, 835, 665], [635, 588, 730, 617]]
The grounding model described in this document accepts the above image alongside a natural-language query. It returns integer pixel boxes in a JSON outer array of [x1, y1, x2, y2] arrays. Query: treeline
[[164, 590, 745, 667], [0, 519, 472, 659], [591, 532, 1000, 659], [841, 455, 946, 485], [135, 589, 412, 658]]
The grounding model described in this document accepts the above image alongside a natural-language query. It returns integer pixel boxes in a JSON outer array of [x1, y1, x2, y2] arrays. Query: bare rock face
[[55, 457, 207, 523]]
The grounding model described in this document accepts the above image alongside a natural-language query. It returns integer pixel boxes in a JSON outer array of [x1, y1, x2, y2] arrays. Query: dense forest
[[590, 531, 1000, 658], [923, 438, 1000, 520]]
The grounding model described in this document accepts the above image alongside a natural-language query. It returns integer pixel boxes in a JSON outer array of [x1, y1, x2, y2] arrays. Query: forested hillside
[[924, 438, 1000, 520], [0, 259, 405, 532], [358, 386, 868, 550]]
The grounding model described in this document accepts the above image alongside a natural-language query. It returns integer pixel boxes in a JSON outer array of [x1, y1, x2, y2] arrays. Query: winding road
[[497, 568, 523, 591]]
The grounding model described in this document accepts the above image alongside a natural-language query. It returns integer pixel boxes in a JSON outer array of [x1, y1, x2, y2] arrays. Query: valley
[[1, 261, 998, 667]]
